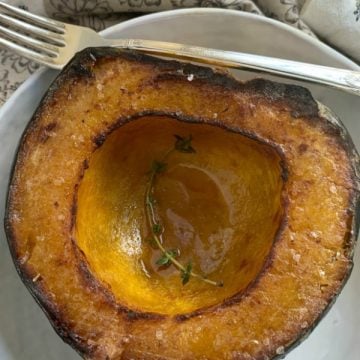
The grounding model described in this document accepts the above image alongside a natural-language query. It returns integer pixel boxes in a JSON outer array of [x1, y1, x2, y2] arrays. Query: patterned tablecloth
[[0, 0, 359, 107]]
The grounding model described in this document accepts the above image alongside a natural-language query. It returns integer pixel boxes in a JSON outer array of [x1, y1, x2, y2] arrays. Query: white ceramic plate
[[0, 9, 359, 360]]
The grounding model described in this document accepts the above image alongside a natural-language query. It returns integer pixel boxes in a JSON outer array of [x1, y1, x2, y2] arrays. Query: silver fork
[[1, 2, 360, 96]]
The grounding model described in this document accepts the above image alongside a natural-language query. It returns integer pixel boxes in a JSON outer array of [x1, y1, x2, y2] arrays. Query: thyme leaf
[[181, 261, 192, 285], [174, 134, 196, 153], [152, 160, 167, 174], [152, 223, 162, 235], [156, 249, 179, 266]]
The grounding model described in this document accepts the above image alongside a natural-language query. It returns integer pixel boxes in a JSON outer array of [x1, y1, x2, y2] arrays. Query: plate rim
[[101, 8, 359, 71], [0, 8, 359, 360]]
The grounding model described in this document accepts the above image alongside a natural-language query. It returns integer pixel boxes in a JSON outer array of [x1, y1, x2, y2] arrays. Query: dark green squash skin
[[4, 47, 360, 359]]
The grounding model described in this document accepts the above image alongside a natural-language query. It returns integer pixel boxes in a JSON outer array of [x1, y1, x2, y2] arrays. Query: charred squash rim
[[4, 48, 360, 359]]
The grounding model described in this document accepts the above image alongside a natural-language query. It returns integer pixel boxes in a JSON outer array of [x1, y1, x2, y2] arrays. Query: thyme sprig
[[144, 135, 223, 287]]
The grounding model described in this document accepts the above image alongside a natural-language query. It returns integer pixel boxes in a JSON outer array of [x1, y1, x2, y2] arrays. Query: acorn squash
[[4, 48, 360, 359]]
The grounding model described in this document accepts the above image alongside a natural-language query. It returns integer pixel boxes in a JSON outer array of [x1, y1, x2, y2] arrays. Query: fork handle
[[107, 38, 360, 97]]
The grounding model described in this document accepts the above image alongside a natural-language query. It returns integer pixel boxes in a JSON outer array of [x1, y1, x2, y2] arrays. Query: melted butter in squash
[[76, 115, 284, 315]]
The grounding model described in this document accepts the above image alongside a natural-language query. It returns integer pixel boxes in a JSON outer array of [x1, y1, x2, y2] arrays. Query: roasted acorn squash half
[[4, 48, 360, 360]]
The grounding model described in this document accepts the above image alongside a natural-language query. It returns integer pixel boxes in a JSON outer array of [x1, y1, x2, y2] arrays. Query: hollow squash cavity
[[75, 115, 285, 315]]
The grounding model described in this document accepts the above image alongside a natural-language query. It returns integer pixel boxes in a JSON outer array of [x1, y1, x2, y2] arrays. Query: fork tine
[[0, 36, 56, 68], [0, 2, 65, 33], [0, 12, 65, 46], [0, 24, 60, 56]]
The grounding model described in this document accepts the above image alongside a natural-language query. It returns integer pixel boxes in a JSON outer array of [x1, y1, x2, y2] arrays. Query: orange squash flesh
[[76, 116, 284, 315], [4, 48, 360, 360]]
